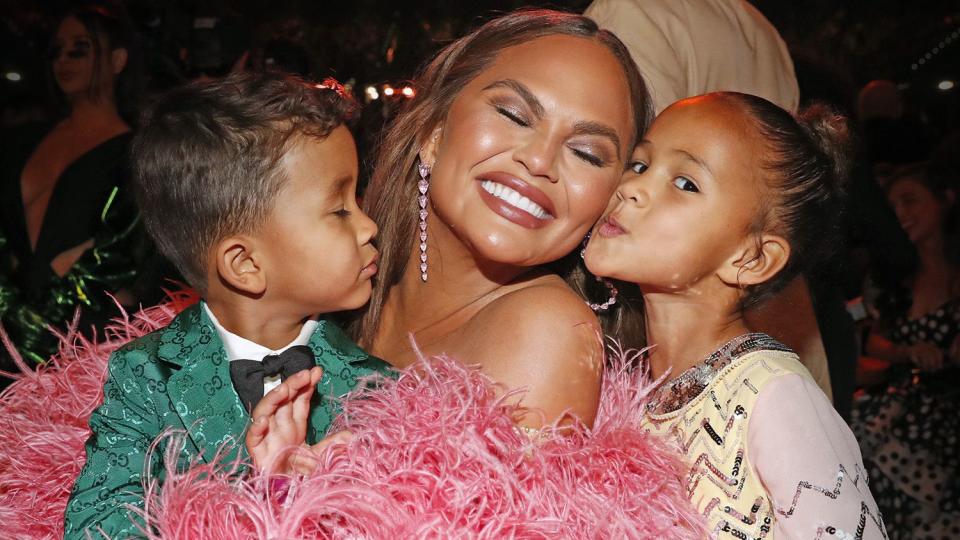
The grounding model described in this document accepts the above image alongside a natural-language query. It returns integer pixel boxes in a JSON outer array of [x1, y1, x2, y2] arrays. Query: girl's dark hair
[[722, 92, 855, 310], [349, 9, 652, 347], [50, 3, 144, 122]]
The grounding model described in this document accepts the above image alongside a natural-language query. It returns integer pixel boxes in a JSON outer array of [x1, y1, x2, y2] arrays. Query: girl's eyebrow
[[484, 78, 621, 158], [674, 149, 713, 176], [638, 140, 713, 176]]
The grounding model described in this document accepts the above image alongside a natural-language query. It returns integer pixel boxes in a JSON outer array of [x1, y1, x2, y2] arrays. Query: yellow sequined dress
[[641, 333, 888, 539]]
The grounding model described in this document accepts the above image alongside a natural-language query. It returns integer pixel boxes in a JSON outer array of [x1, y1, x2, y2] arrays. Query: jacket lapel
[[161, 303, 250, 463]]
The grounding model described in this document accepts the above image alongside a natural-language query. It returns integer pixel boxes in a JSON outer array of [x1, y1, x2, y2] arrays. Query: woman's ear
[[214, 235, 267, 296], [111, 47, 128, 75], [418, 124, 443, 168], [718, 234, 791, 289]]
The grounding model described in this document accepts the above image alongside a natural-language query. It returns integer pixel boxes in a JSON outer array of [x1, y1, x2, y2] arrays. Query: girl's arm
[[748, 373, 888, 539]]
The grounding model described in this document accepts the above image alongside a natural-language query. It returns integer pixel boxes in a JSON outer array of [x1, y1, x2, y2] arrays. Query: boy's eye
[[672, 176, 699, 193], [495, 106, 529, 127], [628, 161, 648, 174]]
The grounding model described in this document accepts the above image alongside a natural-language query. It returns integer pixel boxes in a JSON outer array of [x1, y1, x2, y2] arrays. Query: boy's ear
[[215, 235, 267, 296], [110, 47, 128, 75], [417, 124, 443, 168], [718, 233, 790, 290]]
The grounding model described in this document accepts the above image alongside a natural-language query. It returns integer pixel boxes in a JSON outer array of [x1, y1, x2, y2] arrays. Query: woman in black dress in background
[[851, 160, 960, 539], [0, 5, 149, 368]]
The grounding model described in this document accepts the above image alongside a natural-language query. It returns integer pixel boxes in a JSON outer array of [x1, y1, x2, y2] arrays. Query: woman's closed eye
[[494, 105, 530, 127], [333, 208, 352, 218], [570, 146, 605, 167]]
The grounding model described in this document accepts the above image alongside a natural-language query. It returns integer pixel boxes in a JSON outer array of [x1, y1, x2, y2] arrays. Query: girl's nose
[[616, 176, 650, 207]]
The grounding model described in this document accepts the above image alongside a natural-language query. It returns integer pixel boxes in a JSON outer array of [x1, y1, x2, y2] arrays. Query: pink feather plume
[[0, 296, 704, 539]]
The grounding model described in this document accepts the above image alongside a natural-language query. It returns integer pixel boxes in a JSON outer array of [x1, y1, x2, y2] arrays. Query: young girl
[[584, 92, 888, 538]]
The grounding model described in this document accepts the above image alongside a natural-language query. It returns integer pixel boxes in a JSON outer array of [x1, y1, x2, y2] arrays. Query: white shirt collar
[[202, 302, 318, 363]]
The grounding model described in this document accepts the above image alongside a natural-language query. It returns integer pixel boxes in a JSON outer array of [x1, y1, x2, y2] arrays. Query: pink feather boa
[[0, 296, 703, 539]]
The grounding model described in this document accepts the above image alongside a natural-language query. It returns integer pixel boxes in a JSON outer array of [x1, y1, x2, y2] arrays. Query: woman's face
[[52, 16, 118, 99], [422, 34, 634, 268], [887, 177, 949, 245]]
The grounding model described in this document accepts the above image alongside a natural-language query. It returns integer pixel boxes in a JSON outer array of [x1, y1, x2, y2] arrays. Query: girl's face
[[584, 96, 767, 292], [51, 16, 118, 99], [887, 177, 950, 245], [422, 34, 634, 267]]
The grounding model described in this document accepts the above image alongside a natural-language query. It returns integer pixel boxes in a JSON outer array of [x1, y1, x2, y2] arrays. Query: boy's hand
[[285, 430, 354, 475], [245, 366, 323, 473]]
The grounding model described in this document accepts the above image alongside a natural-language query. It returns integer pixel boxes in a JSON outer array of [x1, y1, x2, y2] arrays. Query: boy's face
[[258, 126, 378, 315]]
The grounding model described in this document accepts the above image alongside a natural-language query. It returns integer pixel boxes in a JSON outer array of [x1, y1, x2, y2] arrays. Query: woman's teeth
[[481, 180, 552, 219]]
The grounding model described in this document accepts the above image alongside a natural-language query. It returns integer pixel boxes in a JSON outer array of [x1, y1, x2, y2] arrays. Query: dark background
[[2, 0, 958, 142]]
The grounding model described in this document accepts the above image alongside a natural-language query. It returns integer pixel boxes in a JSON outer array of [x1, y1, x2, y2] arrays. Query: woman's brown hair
[[350, 9, 651, 347]]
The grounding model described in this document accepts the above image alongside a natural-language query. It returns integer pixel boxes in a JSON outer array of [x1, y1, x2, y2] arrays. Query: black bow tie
[[229, 345, 315, 412]]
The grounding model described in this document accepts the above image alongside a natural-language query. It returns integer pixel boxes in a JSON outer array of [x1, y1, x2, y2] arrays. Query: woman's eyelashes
[[493, 102, 529, 127]]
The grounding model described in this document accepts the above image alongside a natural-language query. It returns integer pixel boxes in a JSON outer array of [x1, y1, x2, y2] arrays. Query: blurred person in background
[[0, 4, 152, 372], [851, 152, 960, 538]]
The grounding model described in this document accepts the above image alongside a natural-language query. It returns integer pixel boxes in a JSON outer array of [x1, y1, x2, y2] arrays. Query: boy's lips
[[596, 214, 627, 237], [361, 254, 379, 277]]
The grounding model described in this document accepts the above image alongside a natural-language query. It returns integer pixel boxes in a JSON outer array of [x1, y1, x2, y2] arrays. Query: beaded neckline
[[646, 333, 792, 415]]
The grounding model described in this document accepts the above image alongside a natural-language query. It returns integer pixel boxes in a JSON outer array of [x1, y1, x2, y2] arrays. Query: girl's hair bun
[[798, 103, 855, 194]]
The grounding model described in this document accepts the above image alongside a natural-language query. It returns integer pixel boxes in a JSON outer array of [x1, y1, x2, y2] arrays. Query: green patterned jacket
[[64, 302, 391, 539]]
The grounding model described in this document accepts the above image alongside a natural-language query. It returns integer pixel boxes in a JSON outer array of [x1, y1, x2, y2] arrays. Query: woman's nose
[[514, 136, 559, 183]]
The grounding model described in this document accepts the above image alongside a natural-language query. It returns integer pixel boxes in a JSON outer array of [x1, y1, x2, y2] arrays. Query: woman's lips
[[476, 171, 556, 229], [596, 214, 627, 237]]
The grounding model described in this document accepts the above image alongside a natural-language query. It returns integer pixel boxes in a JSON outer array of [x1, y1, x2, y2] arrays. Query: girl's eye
[[672, 176, 699, 193], [628, 161, 648, 174], [571, 148, 603, 167], [496, 106, 529, 127], [334, 208, 352, 218]]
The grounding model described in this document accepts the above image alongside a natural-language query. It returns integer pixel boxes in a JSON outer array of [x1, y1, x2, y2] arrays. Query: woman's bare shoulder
[[453, 276, 604, 425]]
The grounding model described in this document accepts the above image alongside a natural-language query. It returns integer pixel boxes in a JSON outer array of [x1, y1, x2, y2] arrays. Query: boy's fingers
[[251, 384, 291, 419], [310, 366, 323, 385]]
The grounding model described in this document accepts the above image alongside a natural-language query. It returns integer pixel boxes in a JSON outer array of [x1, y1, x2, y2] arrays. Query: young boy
[[64, 72, 389, 538]]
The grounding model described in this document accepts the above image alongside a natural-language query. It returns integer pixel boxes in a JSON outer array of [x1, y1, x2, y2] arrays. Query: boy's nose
[[358, 211, 378, 243]]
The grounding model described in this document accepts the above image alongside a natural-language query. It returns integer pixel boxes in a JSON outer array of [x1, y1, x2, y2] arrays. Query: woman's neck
[[377, 214, 539, 361], [66, 95, 125, 129], [916, 233, 948, 274], [643, 289, 750, 381]]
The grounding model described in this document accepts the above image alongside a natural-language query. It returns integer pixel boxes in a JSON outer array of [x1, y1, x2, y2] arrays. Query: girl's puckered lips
[[596, 214, 627, 237]]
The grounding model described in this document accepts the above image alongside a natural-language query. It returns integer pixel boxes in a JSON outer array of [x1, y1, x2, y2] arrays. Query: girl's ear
[[718, 234, 790, 289], [418, 124, 443, 168], [214, 235, 267, 296]]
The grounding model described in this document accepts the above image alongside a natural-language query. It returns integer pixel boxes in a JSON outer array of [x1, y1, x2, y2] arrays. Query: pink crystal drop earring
[[580, 232, 618, 311], [417, 160, 431, 282]]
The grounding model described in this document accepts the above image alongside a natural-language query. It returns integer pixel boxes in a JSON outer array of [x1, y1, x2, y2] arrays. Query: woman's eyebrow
[[482, 79, 545, 120], [573, 121, 621, 160]]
